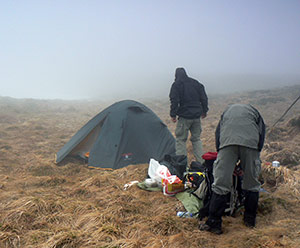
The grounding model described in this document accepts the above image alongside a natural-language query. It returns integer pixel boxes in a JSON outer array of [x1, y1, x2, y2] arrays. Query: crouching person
[[199, 104, 265, 234]]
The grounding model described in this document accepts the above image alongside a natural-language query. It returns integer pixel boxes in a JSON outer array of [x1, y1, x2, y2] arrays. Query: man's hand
[[201, 113, 207, 119], [171, 117, 177, 123]]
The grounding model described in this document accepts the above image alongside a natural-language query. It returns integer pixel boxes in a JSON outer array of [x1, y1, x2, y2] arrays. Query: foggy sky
[[1, 0, 300, 100]]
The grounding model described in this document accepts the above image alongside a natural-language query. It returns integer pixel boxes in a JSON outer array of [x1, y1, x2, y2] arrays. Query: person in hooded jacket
[[169, 67, 208, 163], [199, 103, 265, 234]]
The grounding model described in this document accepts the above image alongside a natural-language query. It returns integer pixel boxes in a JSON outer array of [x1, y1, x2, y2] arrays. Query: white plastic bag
[[148, 158, 166, 185], [148, 159, 184, 196]]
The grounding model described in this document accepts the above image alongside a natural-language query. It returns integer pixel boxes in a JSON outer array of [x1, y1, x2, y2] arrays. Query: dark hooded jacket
[[169, 68, 208, 119]]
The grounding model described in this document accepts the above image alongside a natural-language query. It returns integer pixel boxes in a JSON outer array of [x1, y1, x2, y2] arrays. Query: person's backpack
[[196, 153, 216, 220], [159, 154, 187, 180], [183, 171, 207, 201], [181, 154, 216, 215], [186, 152, 245, 220]]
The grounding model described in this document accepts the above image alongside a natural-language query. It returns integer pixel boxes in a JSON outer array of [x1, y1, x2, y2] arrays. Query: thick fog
[[1, 1, 300, 100]]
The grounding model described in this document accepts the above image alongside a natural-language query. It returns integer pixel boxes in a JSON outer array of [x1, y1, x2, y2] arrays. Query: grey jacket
[[215, 104, 265, 151]]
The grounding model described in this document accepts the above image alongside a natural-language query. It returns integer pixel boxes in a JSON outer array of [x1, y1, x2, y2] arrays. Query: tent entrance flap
[[70, 121, 103, 159]]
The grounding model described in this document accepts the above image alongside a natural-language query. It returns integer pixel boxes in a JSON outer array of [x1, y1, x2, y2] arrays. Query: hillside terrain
[[0, 85, 299, 248]]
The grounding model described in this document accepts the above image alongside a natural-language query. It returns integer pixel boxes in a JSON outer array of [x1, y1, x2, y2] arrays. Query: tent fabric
[[55, 100, 176, 169]]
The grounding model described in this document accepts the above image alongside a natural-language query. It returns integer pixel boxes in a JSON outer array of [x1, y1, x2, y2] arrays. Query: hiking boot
[[243, 216, 256, 228], [243, 191, 258, 228], [199, 223, 223, 235]]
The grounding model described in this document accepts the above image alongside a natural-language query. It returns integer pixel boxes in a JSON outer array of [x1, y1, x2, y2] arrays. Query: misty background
[[1, 0, 300, 100]]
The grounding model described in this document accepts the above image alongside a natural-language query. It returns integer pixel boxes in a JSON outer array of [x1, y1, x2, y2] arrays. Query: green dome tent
[[55, 100, 176, 169]]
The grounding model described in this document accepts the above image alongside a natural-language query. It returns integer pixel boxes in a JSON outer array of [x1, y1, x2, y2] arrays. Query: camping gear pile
[[147, 156, 186, 196], [142, 152, 245, 219]]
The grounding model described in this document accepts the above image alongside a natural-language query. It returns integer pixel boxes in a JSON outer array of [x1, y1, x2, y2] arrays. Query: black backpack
[[186, 155, 245, 220], [159, 154, 187, 180], [189, 159, 215, 219]]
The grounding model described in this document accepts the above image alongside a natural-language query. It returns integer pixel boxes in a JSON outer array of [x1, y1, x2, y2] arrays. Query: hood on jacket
[[175, 67, 188, 81]]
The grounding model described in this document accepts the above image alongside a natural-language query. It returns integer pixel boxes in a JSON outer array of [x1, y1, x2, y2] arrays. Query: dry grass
[[0, 85, 300, 247]]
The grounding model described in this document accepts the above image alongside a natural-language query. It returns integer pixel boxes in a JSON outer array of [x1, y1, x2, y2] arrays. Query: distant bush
[[288, 116, 300, 128]]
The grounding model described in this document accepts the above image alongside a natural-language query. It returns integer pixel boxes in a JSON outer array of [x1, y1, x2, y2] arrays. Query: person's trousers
[[212, 145, 261, 195], [175, 117, 204, 163], [209, 145, 261, 227]]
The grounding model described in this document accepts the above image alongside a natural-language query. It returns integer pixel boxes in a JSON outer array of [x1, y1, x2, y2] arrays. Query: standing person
[[199, 104, 265, 234], [169, 67, 208, 163]]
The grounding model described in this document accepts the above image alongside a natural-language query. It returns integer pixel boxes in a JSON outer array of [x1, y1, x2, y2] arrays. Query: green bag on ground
[[175, 189, 203, 214]]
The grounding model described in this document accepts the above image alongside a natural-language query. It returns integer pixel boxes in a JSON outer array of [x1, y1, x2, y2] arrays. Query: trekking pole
[[270, 94, 300, 129]]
